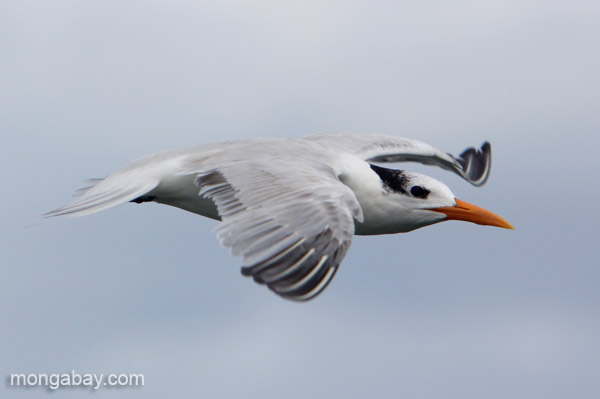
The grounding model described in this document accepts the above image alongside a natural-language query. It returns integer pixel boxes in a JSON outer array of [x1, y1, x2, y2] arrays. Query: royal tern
[[46, 132, 513, 301]]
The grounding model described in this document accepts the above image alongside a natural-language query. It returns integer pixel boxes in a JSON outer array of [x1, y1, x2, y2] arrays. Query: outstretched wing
[[304, 132, 492, 186], [189, 153, 363, 301], [44, 140, 362, 301]]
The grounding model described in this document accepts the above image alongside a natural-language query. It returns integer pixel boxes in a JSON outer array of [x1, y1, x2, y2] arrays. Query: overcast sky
[[2, 1, 599, 398]]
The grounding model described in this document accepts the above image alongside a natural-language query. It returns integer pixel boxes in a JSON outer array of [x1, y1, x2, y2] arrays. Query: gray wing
[[45, 140, 362, 301], [304, 132, 492, 186], [189, 155, 363, 301]]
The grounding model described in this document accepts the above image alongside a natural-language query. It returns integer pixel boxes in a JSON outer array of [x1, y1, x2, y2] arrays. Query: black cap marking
[[369, 164, 408, 194]]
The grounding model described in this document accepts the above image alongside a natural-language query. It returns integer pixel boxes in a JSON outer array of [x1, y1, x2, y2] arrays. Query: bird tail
[[44, 163, 162, 218]]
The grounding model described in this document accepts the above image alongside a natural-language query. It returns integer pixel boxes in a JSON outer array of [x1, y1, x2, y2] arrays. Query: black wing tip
[[241, 239, 345, 302], [480, 141, 492, 160], [242, 262, 336, 302], [457, 141, 492, 187]]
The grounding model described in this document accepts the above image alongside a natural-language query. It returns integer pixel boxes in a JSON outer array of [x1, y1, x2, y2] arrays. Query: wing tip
[[457, 141, 492, 187]]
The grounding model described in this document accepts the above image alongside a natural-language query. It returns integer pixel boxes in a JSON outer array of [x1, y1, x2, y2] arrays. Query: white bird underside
[[46, 132, 499, 301]]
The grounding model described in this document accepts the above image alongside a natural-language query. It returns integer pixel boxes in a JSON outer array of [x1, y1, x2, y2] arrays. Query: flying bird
[[46, 132, 513, 301]]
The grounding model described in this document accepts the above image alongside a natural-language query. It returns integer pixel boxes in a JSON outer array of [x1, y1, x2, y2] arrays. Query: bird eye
[[410, 185, 429, 198]]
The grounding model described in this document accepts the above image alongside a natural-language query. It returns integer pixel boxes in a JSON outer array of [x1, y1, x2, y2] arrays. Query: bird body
[[47, 132, 512, 301]]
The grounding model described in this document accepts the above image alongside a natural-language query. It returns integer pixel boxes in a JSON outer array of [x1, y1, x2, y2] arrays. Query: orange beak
[[431, 198, 514, 230]]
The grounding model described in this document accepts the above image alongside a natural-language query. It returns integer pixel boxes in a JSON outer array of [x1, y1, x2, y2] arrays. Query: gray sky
[[2, 1, 599, 398]]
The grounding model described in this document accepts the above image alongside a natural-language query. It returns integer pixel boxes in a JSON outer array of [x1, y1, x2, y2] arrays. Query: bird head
[[354, 165, 513, 235]]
